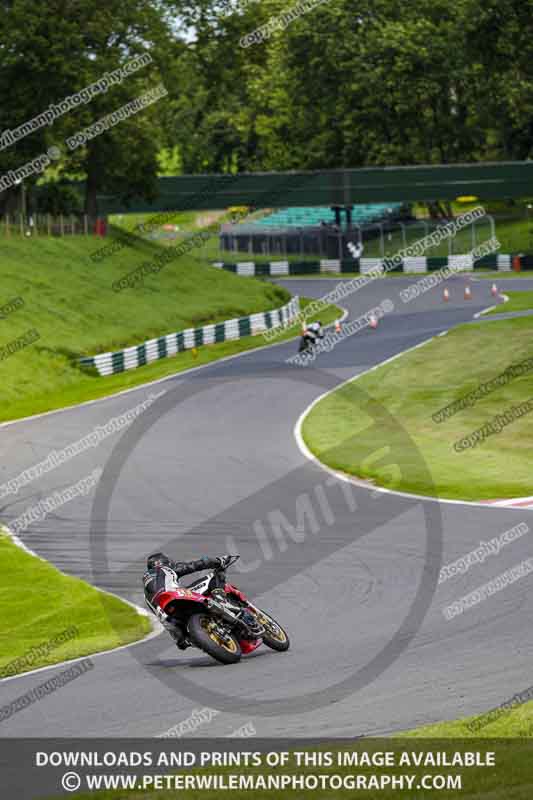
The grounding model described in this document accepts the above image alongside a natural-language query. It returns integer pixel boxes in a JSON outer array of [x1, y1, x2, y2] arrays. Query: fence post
[[399, 222, 406, 250], [487, 214, 496, 243], [84, 214, 88, 236], [355, 225, 362, 260], [5, 213, 9, 237], [60, 214, 64, 236], [47, 214, 51, 236]]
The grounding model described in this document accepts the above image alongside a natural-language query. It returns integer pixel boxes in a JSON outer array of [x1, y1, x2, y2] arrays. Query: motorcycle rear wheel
[[188, 613, 242, 665]]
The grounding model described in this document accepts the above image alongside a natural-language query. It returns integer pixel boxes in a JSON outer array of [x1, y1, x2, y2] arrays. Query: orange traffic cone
[[491, 283, 498, 297], [464, 285, 472, 300], [369, 314, 378, 329], [443, 288, 450, 302], [335, 319, 342, 333]]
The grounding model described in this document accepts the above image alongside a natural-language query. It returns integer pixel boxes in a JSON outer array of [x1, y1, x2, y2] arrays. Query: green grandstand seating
[[256, 204, 403, 227]]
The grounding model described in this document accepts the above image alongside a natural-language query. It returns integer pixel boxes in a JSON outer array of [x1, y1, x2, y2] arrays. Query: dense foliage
[[1, 0, 532, 211]]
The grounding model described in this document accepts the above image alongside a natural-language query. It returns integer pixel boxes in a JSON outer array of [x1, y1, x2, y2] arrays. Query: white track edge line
[[0, 304, 349, 681], [293, 334, 531, 511], [474, 306, 496, 318], [0, 525, 163, 684], [0, 294, 332, 430]]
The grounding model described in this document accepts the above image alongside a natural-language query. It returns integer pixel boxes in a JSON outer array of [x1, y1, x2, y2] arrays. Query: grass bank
[[3, 268, 338, 423], [301, 315, 533, 500], [70, 725, 533, 800], [5, 296, 340, 422], [0, 530, 150, 677], [405, 702, 533, 738], [67, 674, 533, 799], [487, 290, 533, 315], [0, 236, 295, 421]]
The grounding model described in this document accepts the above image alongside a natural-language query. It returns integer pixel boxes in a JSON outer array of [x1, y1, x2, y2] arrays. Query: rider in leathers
[[143, 552, 231, 649]]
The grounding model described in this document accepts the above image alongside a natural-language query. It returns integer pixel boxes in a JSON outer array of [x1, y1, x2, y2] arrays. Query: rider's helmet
[[147, 552, 171, 570]]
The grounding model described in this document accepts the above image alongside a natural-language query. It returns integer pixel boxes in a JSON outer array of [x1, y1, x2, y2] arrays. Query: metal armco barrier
[[212, 254, 513, 276], [80, 297, 300, 376]]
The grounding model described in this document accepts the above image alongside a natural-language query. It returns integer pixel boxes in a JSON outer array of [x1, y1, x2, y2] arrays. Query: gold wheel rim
[[257, 612, 287, 642], [200, 617, 238, 653]]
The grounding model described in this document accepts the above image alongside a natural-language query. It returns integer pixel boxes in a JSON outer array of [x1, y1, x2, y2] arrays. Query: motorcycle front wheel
[[253, 608, 290, 652], [188, 612, 242, 665]]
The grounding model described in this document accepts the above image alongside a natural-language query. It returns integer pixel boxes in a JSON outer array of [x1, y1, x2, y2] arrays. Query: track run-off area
[[2, 274, 533, 738]]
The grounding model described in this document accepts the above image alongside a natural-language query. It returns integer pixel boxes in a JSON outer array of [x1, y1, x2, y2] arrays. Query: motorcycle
[[298, 326, 325, 354], [298, 333, 315, 353], [149, 555, 290, 665]]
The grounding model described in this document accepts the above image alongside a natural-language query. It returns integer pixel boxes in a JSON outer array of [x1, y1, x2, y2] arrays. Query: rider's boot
[[163, 619, 189, 650]]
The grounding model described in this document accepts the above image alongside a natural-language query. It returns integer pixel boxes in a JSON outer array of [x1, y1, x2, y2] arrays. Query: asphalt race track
[[2, 274, 533, 738]]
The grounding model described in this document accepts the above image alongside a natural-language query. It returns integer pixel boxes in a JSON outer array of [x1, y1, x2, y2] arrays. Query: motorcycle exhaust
[[206, 599, 263, 638], [206, 598, 241, 626]]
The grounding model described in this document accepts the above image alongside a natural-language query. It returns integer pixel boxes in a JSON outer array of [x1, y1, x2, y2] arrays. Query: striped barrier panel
[[236, 261, 255, 276], [269, 260, 290, 276], [497, 254, 512, 271], [402, 257, 426, 273], [212, 254, 511, 275], [359, 258, 384, 275], [80, 297, 300, 377], [320, 259, 341, 273], [401, 254, 472, 273]]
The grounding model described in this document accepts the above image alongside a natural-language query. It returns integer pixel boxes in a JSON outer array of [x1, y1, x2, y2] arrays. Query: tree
[[0, 0, 174, 214]]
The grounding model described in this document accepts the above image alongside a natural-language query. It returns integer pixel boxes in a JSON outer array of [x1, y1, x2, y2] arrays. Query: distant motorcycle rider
[[143, 552, 231, 649], [300, 320, 324, 352]]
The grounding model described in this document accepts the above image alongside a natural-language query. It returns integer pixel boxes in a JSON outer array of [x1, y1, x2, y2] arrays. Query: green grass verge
[[302, 315, 533, 500], [0, 530, 150, 676], [2, 282, 339, 423], [71, 747, 533, 800], [109, 210, 198, 232], [405, 702, 533, 738], [0, 235, 295, 421], [66, 687, 533, 799], [487, 290, 533, 315], [269, 271, 484, 280], [268, 273, 364, 280], [472, 271, 531, 278], [69, 727, 533, 800]]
